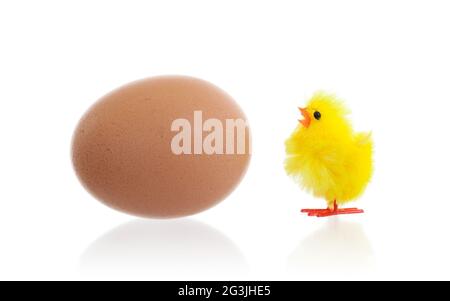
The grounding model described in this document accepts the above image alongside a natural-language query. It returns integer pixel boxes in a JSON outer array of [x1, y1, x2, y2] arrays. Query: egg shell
[[72, 76, 251, 218]]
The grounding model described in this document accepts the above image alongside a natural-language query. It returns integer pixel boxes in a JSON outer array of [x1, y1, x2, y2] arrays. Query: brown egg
[[72, 76, 251, 218]]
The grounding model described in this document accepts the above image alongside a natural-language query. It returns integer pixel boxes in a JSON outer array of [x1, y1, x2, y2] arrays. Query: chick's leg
[[301, 200, 363, 217], [300, 199, 335, 216]]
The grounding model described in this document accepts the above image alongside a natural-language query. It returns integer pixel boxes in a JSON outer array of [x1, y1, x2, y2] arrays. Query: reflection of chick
[[288, 220, 375, 275], [285, 92, 373, 217]]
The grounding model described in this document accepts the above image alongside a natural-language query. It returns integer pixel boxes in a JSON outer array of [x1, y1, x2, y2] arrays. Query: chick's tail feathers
[[355, 131, 372, 147], [355, 132, 373, 166], [349, 131, 374, 199]]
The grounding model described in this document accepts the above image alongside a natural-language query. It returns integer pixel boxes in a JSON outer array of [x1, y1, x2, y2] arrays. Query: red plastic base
[[301, 200, 364, 217]]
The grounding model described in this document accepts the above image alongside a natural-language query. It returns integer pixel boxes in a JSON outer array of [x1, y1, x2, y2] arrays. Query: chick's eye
[[314, 111, 321, 120]]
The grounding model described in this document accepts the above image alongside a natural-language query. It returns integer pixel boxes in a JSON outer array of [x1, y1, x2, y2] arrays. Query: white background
[[1, 0, 449, 280]]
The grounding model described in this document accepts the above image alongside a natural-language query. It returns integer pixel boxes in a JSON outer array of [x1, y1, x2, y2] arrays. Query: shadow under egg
[[80, 219, 247, 279]]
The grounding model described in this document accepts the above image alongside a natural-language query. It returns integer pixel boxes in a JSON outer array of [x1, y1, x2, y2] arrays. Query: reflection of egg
[[81, 219, 247, 278], [72, 76, 251, 218]]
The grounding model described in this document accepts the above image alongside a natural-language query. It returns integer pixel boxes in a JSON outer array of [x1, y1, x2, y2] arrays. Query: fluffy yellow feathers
[[285, 92, 373, 210]]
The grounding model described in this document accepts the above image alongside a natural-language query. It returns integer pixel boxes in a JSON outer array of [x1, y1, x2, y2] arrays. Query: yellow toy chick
[[285, 92, 373, 217]]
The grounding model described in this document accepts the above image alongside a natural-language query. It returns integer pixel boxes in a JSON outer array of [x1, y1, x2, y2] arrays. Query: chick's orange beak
[[298, 107, 311, 128]]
